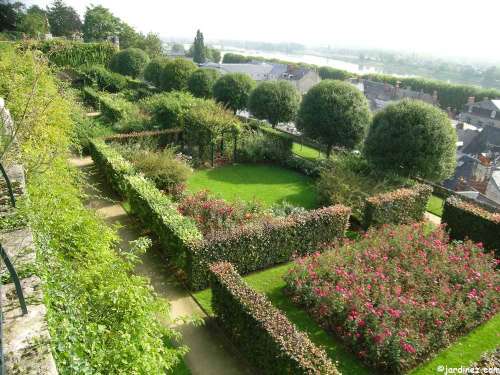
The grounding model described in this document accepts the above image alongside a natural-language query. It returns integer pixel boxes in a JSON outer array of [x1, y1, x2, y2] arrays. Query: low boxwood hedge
[[442, 197, 500, 256], [210, 261, 339, 375], [363, 184, 432, 228], [188, 205, 351, 290]]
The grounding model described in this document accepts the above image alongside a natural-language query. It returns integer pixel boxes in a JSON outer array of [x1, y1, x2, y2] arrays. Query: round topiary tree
[[248, 80, 300, 127], [109, 48, 150, 78], [144, 57, 168, 87], [187, 68, 220, 98], [296, 79, 371, 156], [364, 99, 457, 181], [212, 73, 256, 113], [160, 58, 197, 92]]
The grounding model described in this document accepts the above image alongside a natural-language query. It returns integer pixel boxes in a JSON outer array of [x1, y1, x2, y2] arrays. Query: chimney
[[467, 96, 475, 105]]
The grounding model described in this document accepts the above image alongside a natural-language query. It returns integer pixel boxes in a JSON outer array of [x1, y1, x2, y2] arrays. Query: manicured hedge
[[442, 197, 500, 256], [82, 87, 139, 123], [210, 261, 339, 375], [363, 184, 432, 228], [188, 205, 351, 290], [88, 139, 135, 196]]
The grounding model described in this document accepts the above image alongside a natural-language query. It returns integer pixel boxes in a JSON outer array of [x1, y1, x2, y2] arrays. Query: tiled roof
[[463, 125, 500, 154]]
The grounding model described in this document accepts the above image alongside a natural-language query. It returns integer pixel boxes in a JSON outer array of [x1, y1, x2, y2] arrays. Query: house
[[485, 170, 500, 204], [459, 97, 500, 128], [348, 78, 439, 111], [201, 62, 277, 81], [279, 67, 321, 94]]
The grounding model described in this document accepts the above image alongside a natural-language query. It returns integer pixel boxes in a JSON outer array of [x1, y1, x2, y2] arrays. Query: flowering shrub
[[284, 223, 499, 373], [177, 190, 263, 235], [442, 196, 500, 257], [210, 262, 339, 375]]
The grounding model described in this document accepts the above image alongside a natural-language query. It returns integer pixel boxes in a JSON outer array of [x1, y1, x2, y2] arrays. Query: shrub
[[187, 205, 351, 290], [318, 66, 352, 81], [109, 48, 150, 78], [363, 184, 432, 228], [248, 80, 300, 127], [222, 53, 252, 64], [160, 58, 197, 92], [212, 73, 256, 113], [81, 65, 127, 92], [187, 68, 220, 98], [442, 197, 500, 257], [237, 125, 293, 163], [140, 91, 199, 129], [210, 262, 339, 375], [297, 80, 371, 156], [364, 99, 457, 182], [144, 57, 168, 87], [285, 223, 499, 374]]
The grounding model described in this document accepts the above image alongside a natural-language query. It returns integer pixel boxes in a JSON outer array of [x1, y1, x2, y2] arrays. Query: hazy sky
[[24, 0, 500, 62]]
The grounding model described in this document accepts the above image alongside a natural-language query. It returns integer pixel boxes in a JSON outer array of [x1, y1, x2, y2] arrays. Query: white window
[[491, 110, 497, 119]]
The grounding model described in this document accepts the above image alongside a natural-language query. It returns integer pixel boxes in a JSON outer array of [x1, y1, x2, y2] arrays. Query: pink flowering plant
[[284, 223, 499, 373]]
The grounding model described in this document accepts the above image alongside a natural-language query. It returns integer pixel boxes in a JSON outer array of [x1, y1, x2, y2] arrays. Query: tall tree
[[19, 6, 49, 37], [213, 73, 256, 113], [192, 29, 206, 64], [46, 0, 81, 37], [83, 5, 120, 42], [0, 0, 24, 32]]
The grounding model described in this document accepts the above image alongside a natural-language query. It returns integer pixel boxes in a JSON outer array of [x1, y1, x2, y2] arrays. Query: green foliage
[[109, 47, 150, 78], [212, 73, 256, 113], [442, 197, 500, 257], [47, 0, 82, 37], [238, 125, 293, 162], [144, 57, 168, 86], [160, 58, 197, 92], [187, 68, 220, 98], [188, 204, 351, 290], [70, 103, 114, 153], [222, 53, 252, 64], [364, 99, 457, 181], [209, 262, 340, 375], [192, 29, 206, 64], [81, 64, 127, 92], [318, 66, 352, 81], [363, 184, 432, 228], [248, 80, 300, 126], [18, 9, 49, 37], [297, 80, 371, 155], [83, 5, 120, 42], [140, 91, 199, 129]]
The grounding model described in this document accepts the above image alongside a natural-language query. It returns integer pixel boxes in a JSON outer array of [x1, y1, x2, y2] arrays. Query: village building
[[458, 97, 500, 128]]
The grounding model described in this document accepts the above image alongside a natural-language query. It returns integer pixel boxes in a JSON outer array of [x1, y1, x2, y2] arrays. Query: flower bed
[[285, 223, 499, 374], [209, 261, 339, 375]]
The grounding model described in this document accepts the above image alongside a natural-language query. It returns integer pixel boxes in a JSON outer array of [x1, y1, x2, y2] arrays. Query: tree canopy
[[47, 0, 81, 37], [144, 57, 168, 86], [212, 73, 256, 113], [187, 68, 220, 98], [318, 66, 352, 81], [296, 79, 371, 156], [248, 80, 300, 126], [364, 99, 457, 181], [160, 58, 197, 92], [192, 29, 205, 64], [109, 48, 149, 78], [83, 5, 119, 42]]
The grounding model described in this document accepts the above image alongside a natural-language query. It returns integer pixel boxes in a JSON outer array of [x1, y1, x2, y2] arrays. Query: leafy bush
[[81, 64, 127, 92], [285, 223, 499, 374], [364, 99, 457, 182], [363, 184, 432, 228], [109, 48, 150, 78], [140, 91, 199, 129], [70, 106, 115, 154], [212, 73, 256, 113], [144, 57, 168, 87], [160, 58, 197, 92], [210, 261, 339, 375], [442, 197, 500, 257], [187, 204, 351, 290], [318, 66, 353, 81], [221, 53, 252, 64], [187, 68, 220, 98], [237, 125, 293, 163]]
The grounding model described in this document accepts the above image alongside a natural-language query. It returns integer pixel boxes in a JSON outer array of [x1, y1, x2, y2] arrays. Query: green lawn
[[426, 195, 444, 217], [194, 263, 499, 375], [187, 163, 317, 208], [292, 142, 324, 160]]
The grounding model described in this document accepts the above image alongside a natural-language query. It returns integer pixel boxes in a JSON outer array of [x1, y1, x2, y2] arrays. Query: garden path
[[69, 156, 250, 375]]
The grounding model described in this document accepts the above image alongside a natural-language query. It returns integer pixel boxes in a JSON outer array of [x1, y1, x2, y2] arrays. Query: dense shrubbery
[[210, 262, 339, 375], [364, 99, 457, 182], [140, 91, 199, 129], [160, 58, 197, 92], [237, 124, 293, 163], [221, 53, 252, 64], [442, 197, 500, 257], [318, 66, 353, 81], [285, 223, 499, 373], [81, 65, 127, 92], [144, 57, 168, 87], [212, 73, 256, 113], [188, 204, 351, 290], [187, 68, 220, 98], [109, 48, 150, 78]]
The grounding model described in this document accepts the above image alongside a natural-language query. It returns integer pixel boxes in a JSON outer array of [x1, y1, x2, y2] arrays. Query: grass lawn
[[186, 163, 317, 209], [292, 142, 324, 160], [426, 195, 444, 217], [194, 263, 499, 375]]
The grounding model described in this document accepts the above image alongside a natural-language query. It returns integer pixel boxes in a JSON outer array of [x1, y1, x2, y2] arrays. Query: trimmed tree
[[192, 29, 206, 64], [160, 58, 197, 92], [109, 48, 149, 78], [296, 80, 371, 156], [144, 57, 168, 86], [248, 80, 300, 127], [364, 99, 457, 181], [213, 73, 256, 113], [318, 66, 352, 81], [188, 68, 220, 98]]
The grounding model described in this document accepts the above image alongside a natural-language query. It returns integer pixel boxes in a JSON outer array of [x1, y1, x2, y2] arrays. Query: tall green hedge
[[363, 184, 432, 228], [188, 205, 351, 290], [210, 262, 339, 375], [442, 197, 500, 257]]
